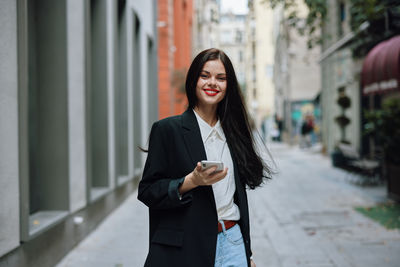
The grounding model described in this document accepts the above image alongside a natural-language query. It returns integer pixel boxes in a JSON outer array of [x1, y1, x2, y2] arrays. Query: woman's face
[[195, 59, 227, 110]]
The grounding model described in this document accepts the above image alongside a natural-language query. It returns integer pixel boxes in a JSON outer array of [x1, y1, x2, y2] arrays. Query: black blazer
[[138, 109, 251, 267]]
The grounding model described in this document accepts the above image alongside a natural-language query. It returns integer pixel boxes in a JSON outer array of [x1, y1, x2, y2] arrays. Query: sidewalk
[[56, 190, 148, 267], [56, 142, 400, 267]]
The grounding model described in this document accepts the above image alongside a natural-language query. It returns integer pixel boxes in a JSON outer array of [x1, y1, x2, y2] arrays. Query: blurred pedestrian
[[300, 114, 314, 148], [273, 115, 283, 142], [138, 48, 272, 267], [276, 115, 283, 142]]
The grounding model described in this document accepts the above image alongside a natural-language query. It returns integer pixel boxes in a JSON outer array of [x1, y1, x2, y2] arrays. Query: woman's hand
[[190, 162, 228, 186], [179, 162, 228, 194], [250, 259, 256, 267]]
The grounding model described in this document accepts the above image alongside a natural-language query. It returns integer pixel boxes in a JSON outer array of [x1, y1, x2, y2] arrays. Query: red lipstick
[[203, 88, 219, 96]]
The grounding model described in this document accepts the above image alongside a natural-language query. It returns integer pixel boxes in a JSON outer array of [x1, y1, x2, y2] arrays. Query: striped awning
[[361, 35, 400, 95]]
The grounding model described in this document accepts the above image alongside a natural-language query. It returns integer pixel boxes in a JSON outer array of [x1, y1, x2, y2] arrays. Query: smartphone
[[201, 160, 224, 172]]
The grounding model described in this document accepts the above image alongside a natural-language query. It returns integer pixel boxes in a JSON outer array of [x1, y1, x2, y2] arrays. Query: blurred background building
[[272, 0, 321, 144], [219, 12, 247, 92], [192, 0, 221, 54], [320, 0, 400, 156], [245, 0, 275, 133], [0, 0, 157, 266], [320, 0, 362, 154]]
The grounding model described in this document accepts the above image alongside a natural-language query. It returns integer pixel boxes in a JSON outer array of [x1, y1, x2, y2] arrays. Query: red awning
[[361, 35, 400, 96]]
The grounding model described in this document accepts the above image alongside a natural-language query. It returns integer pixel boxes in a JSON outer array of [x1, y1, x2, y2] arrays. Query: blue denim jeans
[[214, 221, 247, 267]]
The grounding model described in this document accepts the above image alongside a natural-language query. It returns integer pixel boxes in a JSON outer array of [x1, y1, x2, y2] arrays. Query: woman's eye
[[218, 77, 226, 81], [200, 74, 208, 78]]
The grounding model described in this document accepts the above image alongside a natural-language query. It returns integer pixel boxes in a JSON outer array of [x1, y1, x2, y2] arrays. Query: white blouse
[[193, 110, 240, 221]]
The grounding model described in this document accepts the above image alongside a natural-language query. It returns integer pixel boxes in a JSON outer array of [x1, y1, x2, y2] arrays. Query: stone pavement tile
[[250, 234, 281, 267], [56, 192, 148, 267], [249, 188, 336, 267], [249, 142, 400, 267], [318, 220, 400, 267]]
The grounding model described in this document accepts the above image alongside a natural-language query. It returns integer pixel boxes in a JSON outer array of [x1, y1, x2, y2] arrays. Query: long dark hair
[[186, 48, 272, 189]]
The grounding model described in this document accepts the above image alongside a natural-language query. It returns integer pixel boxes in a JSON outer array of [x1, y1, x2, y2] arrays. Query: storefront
[[361, 35, 400, 200], [361, 35, 400, 153]]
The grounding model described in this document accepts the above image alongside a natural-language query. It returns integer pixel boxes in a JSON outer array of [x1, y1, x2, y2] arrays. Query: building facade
[[320, 0, 362, 153], [158, 0, 193, 119], [192, 0, 220, 54], [245, 0, 275, 132], [0, 0, 157, 266], [272, 0, 321, 144], [218, 12, 247, 89], [320, 0, 400, 158]]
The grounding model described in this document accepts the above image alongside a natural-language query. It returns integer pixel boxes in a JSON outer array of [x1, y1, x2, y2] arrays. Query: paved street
[[56, 143, 400, 267]]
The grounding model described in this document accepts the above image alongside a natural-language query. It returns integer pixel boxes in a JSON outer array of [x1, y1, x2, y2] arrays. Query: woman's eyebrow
[[201, 70, 226, 76]]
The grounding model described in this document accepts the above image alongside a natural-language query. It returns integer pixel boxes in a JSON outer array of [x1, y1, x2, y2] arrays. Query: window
[[338, 1, 346, 37], [89, 0, 109, 199], [27, 0, 69, 238], [239, 50, 243, 62], [133, 14, 142, 178], [116, 0, 129, 184], [235, 30, 243, 43], [221, 30, 231, 44]]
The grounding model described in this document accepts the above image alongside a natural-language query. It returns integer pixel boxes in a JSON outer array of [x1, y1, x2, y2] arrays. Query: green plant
[[355, 202, 400, 230], [265, 0, 400, 56], [349, 0, 400, 57], [335, 115, 350, 128], [335, 89, 351, 143], [364, 98, 400, 164], [265, 0, 327, 48]]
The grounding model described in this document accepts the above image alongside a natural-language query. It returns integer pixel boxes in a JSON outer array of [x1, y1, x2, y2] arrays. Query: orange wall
[[158, 0, 173, 118], [158, 0, 192, 119]]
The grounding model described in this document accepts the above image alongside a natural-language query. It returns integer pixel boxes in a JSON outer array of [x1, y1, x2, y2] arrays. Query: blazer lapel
[[181, 109, 207, 165], [181, 109, 216, 207]]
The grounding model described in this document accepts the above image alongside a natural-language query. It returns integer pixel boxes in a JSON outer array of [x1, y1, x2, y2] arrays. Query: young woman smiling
[[138, 48, 272, 267]]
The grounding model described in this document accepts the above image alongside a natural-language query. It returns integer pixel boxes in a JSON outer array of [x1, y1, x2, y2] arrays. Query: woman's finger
[[195, 162, 202, 171], [204, 165, 218, 175], [208, 168, 228, 184], [210, 167, 227, 177]]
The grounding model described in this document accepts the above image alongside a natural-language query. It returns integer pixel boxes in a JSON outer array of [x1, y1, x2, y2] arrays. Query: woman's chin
[[199, 99, 223, 108]]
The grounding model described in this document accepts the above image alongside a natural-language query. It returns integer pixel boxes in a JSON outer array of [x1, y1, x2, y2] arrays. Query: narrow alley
[[57, 143, 400, 267]]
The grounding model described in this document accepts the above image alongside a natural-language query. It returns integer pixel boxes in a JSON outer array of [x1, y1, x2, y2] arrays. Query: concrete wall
[[320, 0, 361, 153], [0, 0, 157, 265], [321, 49, 361, 153], [288, 29, 320, 102], [0, 0, 20, 257], [67, 0, 88, 212]]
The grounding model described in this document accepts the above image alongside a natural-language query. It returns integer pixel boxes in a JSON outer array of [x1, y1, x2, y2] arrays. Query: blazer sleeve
[[137, 121, 193, 209]]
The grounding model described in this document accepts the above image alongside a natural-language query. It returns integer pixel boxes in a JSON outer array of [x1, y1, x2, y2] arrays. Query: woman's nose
[[208, 76, 217, 87]]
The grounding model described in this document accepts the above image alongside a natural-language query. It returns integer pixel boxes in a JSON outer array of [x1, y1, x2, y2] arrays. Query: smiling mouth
[[203, 88, 220, 96]]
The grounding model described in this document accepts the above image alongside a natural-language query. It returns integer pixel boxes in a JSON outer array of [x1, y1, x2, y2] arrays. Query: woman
[[138, 48, 272, 267]]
